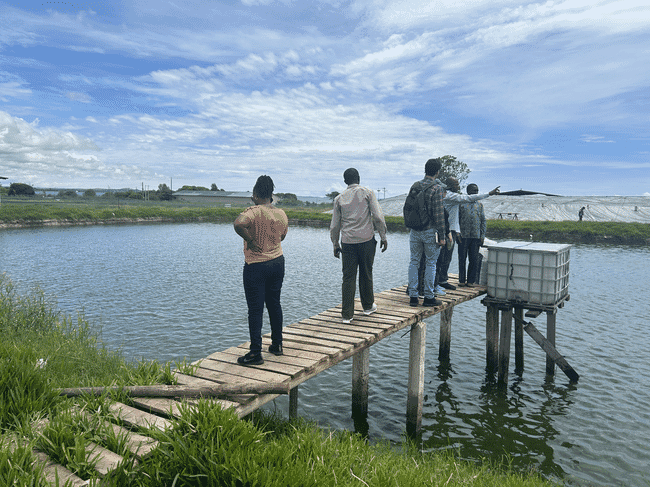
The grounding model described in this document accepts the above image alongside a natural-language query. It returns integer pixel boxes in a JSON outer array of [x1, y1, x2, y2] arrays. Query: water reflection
[[422, 370, 575, 482]]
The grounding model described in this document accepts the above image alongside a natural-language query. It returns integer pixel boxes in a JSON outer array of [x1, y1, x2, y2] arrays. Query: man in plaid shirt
[[407, 158, 446, 307]]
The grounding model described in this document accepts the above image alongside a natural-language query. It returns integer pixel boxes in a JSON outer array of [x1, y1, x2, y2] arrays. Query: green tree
[[57, 189, 78, 198], [179, 185, 209, 191], [157, 183, 173, 201], [8, 183, 35, 196], [437, 155, 471, 187], [83, 189, 97, 197], [210, 183, 224, 191], [326, 191, 340, 201]]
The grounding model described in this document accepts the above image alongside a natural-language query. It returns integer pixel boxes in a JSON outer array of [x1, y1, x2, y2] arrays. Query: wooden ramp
[[33, 277, 487, 485]]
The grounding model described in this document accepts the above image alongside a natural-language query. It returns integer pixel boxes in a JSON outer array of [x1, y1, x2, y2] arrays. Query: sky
[[1, 0, 649, 197]]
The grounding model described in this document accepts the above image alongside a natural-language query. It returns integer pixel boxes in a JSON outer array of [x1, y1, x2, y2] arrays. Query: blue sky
[[1, 0, 649, 196]]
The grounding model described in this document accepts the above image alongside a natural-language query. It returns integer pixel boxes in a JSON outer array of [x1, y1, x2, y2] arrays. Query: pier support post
[[546, 309, 557, 376], [498, 307, 513, 384], [289, 387, 299, 419], [486, 304, 499, 373], [514, 307, 524, 375], [439, 307, 453, 362], [352, 348, 369, 419], [406, 321, 426, 438]]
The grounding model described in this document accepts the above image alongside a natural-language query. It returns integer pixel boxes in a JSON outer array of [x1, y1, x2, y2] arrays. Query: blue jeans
[[408, 229, 440, 299], [243, 255, 285, 354], [341, 238, 377, 320]]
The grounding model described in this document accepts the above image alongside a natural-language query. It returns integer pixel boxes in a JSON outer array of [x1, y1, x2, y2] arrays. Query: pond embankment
[[2, 205, 649, 245]]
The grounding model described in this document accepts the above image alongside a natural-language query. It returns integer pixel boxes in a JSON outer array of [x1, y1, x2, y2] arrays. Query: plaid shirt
[[412, 177, 445, 238]]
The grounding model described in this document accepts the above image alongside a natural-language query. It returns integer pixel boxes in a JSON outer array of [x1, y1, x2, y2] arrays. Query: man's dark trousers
[[341, 238, 377, 320]]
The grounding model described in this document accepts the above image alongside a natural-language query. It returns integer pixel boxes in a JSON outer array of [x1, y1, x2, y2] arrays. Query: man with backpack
[[403, 158, 446, 307]]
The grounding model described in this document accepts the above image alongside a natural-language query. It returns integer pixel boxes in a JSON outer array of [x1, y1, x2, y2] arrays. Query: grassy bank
[[2, 202, 649, 245], [0, 274, 556, 486]]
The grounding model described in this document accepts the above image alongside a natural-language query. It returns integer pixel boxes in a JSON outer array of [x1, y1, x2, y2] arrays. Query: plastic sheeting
[[378, 194, 650, 223]]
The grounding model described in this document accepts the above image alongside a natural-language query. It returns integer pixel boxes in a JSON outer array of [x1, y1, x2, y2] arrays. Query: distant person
[[579, 206, 586, 221], [458, 183, 487, 287], [233, 175, 288, 366], [435, 178, 500, 294], [404, 158, 446, 307], [330, 168, 388, 323]]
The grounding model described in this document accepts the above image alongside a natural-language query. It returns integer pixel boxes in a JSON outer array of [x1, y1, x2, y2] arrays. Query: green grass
[[0, 273, 557, 486]]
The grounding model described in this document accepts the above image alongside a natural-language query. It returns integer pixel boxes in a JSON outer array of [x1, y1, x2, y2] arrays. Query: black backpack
[[403, 180, 434, 230]]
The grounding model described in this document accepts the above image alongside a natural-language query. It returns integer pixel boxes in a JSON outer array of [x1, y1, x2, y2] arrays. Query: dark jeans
[[341, 238, 377, 319], [243, 255, 285, 354], [458, 238, 481, 284], [435, 238, 455, 286]]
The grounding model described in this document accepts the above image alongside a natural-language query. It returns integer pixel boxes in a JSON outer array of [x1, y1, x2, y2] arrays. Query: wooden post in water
[[498, 307, 513, 384], [546, 309, 557, 376], [289, 387, 299, 419], [486, 304, 499, 373], [406, 321, 426, 438], [439, 307, 453, 362], [352, 348, 369, 419], [514, 307, 524, 375]]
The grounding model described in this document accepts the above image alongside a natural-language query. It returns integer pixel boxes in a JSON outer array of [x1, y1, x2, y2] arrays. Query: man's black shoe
[[409, 296, 419, 307], [440, 282, 456, 290], [237, 351, 264, 366], [423, 297, 442, 307], [268, 344, 283, 356]]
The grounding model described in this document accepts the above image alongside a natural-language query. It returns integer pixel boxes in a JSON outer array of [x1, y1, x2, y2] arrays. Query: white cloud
[[0, 111, 150, 186]]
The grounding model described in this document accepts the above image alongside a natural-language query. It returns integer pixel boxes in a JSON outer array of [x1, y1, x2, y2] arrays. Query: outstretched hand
[[489, 186, 501, 196]]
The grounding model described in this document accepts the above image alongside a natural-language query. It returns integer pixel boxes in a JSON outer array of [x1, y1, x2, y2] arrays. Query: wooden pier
[[30, 276, 576, 485]]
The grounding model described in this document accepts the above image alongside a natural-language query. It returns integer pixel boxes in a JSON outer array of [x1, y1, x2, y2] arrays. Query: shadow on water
[[419, 361, 579, 482]]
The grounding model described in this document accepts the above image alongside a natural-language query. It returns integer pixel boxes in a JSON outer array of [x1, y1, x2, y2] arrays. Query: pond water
[[1, 223, 648, 486]]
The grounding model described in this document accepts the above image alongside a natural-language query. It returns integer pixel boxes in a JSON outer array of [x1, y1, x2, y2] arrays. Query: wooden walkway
[[30, 277, 487, 485]]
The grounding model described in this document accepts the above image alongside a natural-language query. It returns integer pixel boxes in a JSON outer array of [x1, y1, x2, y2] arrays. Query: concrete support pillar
[[406, 321, 427, 438], [514, 307, 524, 375], [486, 304, 499, 374], [352, 348, 369, 419], [498, 307, 513, 384], [289, 386, 299, 419], [546, 309, 557, 376], [439, 307, 453, 362]]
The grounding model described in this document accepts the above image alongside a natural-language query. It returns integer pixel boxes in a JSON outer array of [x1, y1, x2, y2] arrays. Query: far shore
[[2, 211, 649, 246]]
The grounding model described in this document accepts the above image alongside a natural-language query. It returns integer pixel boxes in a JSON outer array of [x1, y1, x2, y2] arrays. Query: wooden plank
[[281, 330, 357, 351], [306, 314, 396, 331], [84, 441, 124, 477], [33, 450, 90, 487], [196, 358, 292, 383], [524, 322, 579, 382], [76, 409, 159, 460], [203, 350, 305, 376], [58, 382, 290, 398], [108, 402, 172, 432], [290, 322, 377, 341]]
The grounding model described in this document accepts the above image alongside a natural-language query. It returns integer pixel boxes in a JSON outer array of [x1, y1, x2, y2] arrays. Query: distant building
[[173, 190, 252, 206]]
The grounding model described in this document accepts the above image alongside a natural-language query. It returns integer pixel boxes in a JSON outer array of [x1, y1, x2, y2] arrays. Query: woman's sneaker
[[268, 344, 283, 356], [237, 351, 264, 366]]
